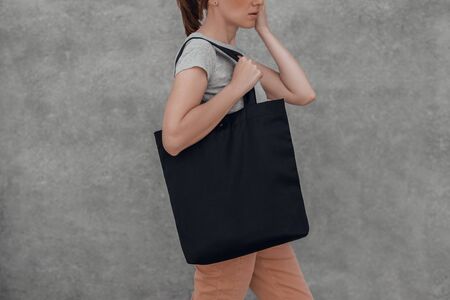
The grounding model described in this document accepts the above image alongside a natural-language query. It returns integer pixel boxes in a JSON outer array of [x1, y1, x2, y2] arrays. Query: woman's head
[[176, 0, 263, 36]]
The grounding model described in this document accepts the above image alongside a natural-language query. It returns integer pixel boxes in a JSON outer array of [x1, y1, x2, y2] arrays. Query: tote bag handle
[[174, 36, 257, 107]]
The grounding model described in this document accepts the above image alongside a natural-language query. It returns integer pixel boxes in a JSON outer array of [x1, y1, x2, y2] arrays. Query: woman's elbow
[[298, 91, 316, 106], [162, 131, 182, 156]]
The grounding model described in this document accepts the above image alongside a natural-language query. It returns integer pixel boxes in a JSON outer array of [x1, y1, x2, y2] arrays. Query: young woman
[[162, 0, 316, 299]]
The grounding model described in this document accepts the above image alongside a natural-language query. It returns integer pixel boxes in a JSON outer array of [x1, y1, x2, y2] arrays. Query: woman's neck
[[196, 19, 238, 47]]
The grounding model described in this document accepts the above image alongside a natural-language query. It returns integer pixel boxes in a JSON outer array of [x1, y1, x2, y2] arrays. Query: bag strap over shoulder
[[173, 36, 257, 107], [174, 36, 242, 69]]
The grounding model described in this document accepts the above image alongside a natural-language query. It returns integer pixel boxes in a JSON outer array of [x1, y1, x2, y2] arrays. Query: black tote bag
[[154, 36, 309, 265]]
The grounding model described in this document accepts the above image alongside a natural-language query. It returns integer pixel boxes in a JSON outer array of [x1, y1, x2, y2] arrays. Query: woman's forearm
[[257, 28, 316, 101]]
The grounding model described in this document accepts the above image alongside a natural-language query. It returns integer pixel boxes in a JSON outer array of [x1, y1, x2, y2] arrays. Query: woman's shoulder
[[173, 34, 217, 79], [176, 34, 216, 59]]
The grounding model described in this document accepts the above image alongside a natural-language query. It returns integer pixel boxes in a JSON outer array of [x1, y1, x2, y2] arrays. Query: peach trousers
[[190, 242, 314, 300]]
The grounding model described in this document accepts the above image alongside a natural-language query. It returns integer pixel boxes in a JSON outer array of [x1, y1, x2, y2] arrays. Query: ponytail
[[176, 0, 208, 36]]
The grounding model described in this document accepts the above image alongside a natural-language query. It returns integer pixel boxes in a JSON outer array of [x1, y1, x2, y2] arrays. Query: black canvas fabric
[[154, 36, 309, 265]]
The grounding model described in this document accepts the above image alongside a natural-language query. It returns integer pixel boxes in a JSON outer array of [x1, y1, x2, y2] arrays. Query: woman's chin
[[240, 21, 257, 29]]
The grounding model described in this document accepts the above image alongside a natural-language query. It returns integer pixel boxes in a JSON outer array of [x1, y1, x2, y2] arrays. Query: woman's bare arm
[[162, 67, 240, 156], [255, 27, 316, 106]]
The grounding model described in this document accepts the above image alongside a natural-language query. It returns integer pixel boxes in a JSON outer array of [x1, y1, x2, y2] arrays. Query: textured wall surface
[[1, 0, 449, 299]]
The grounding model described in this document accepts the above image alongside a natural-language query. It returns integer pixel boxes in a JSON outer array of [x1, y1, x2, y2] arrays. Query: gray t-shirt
[[173, 31, 269, 114]]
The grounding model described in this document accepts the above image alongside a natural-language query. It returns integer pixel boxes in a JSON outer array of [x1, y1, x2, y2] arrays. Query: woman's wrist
[[224, 82, 244, 103], [256, 26, 272, 38]]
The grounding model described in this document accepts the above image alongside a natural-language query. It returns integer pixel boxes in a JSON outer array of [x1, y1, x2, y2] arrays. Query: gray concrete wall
[[1, 0, 449, 299]]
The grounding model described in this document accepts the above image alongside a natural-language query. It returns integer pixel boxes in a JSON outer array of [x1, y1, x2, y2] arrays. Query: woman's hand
[[229, 56, 263, 99], [255, 1, 269, 34]]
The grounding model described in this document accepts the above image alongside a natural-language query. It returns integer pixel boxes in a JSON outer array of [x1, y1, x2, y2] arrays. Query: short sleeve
[[174, 39, 216, 80]]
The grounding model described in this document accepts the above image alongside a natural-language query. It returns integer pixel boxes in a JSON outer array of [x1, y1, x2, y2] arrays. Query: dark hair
[[176, 0, 209, 36]]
